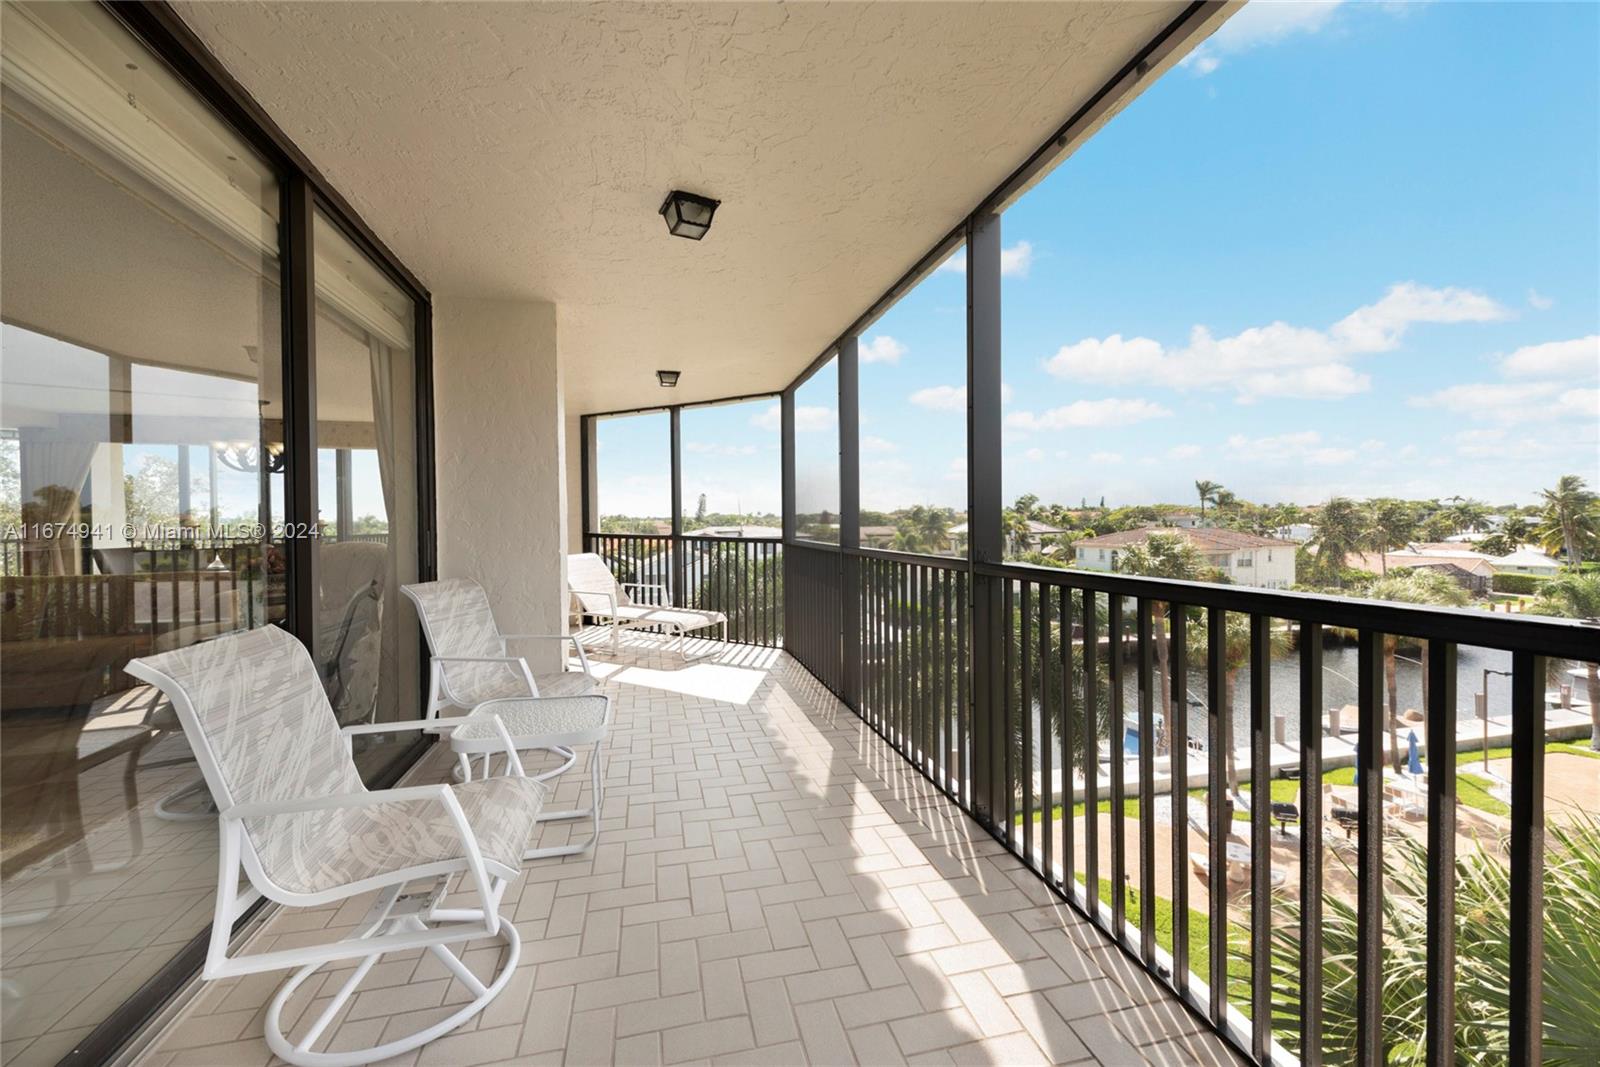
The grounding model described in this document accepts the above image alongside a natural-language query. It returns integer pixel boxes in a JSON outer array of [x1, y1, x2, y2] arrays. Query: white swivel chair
[[402, 578, 611, 858], [126, 626, 541, 1067]]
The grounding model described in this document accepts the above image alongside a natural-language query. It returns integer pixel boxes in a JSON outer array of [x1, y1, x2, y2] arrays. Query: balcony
[[138, 635, 1240, 1067], [2, 1, 1597, 1065]]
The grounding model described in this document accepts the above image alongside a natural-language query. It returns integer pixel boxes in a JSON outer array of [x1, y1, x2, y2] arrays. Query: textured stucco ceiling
[[172, 1, 1198, 414]]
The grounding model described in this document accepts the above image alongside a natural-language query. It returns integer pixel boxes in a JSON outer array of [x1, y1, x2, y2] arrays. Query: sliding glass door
[[0, 3, 431, 1060], [313, 211, 422, 776]]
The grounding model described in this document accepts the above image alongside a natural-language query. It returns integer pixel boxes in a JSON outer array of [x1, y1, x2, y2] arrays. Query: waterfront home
[[1072, 526, 1298, 588]]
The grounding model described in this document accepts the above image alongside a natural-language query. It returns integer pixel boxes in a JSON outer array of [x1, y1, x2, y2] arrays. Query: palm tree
[[915, 506, 949, 551], [1117, 533, 1206, 754], [1268, 814, 1600, 1064], [1530, 572, 1600, 749], [1500, 512, 1532, 546], [1195, 480, 1222, 523], [1364, 498, 1419, 575], [1001, 509, 1032, 556], [1366, 570, 1469, 771], [1536, 475, 1599, 568], [1310, 496, 1364, 586], [1446, 496, 1489, 535]]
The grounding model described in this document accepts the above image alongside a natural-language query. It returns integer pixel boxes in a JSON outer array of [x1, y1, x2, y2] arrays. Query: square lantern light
[[659, 190, 720, 240], [657, 369, 681, 388]]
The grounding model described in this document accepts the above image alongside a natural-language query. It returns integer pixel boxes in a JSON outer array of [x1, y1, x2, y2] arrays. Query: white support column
[[433, 297, 568, 673]]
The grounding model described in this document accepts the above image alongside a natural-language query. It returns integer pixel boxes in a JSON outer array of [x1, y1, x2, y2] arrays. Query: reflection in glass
[[312, 212, 420, 780], [0, 1, 282, 1058]]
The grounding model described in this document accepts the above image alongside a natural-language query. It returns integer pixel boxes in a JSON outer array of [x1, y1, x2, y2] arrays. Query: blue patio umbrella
[[1407, 730, 1423, 776]]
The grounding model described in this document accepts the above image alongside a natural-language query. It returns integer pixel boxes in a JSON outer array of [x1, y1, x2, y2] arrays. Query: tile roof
[[1071, 526, 1297, 551]]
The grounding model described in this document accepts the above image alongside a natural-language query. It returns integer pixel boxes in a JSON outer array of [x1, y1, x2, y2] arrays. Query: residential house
[[1492, 547, 1562, 576], [1348, 552, 1496, 595], [1072, 527, 1298, 588]]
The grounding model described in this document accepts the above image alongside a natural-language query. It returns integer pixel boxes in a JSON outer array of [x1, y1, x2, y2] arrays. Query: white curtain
[[368, 335, 399, 720], [19, 434, 97, 575]]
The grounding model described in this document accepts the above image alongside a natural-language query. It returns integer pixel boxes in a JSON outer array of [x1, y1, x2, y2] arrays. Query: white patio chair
[[125, 625, 541, 1067], [402, 578, 611, 857], [568, 551, 727, 656]]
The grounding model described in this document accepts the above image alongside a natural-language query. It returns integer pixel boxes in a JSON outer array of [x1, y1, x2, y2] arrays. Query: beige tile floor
[[136, 637, 1241, 1066]]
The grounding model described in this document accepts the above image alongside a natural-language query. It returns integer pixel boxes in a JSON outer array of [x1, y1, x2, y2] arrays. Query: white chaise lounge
[[125, 625, 540, 1067], [568, 551, 727, 656], [402, 577, 612, 858]]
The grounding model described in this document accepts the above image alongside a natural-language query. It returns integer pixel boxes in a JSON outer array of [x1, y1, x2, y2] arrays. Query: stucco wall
[[433, 297, 567, 672], [565, 412, 584, 553]]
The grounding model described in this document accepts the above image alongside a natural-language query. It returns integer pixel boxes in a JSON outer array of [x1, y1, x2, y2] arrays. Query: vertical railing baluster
[[1004, 577, 1016, 841], [1508, 649, 1546, 1067], [1083, 589, 1100, 920], [1300, 622, 1324, 1066], [1060, 585, 1074, 894], [1040, 583, 1054, 885], [1250, 613, 1271, 1063], [1207, 606, 1226, 1026], [1170, 604, 1189, 996], [1424, 639, 1455, 1067], [934, 572, 947, 796], [958, 569, 969, 808], [922, 565, 933, 773], [1022, 581, 1035, 868], [1108, 594, 1126, 940], [1137, 597, 1155, 964], [1356, 628, 1385, 1067]]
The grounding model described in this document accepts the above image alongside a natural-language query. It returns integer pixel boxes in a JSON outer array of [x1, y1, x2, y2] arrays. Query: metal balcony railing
[[585, 532, 783, 648], [781, 540, 1598, 1066]]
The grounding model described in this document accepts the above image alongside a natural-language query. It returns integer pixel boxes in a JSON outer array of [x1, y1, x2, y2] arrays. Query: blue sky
[[603, 0, 1599, 519]]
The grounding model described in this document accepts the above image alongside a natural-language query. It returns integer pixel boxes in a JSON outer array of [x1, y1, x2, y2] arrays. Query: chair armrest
[[499, 634, 594, 679], [341, 715, 526, 772], [620, 582, 670, 606], [432, 654, 527, 665]]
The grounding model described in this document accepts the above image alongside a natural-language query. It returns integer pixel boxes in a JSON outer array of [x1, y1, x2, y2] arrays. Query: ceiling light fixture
[[657, 369, 681, 388], [659, 190, 720, 240]]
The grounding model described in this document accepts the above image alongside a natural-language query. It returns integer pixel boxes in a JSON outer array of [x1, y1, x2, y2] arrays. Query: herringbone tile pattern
[[137, 639, 1240, 1066]]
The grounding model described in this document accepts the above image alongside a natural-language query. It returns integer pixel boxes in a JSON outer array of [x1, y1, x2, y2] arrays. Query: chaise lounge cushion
[[610, 604, 727, 631]]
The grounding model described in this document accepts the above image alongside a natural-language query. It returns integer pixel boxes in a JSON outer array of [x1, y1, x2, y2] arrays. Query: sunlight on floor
[[592, 660, 768, 705]]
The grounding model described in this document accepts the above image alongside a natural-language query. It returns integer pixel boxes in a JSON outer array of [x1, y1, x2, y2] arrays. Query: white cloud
[[1042, 283, 1506, 403], [1182, 0, 1344, 77], [1006, 398, 1172, 431], [909, 382, 1013, 411], [909, 385, 965, 411], [1528, 289, 1554, 311], [860, 335, 907, 365], [1223, 430, 1356, 467], [1001, 241, 1034, 279], [1499, 335, 1599, 380], [1166, 443, 1202, 460], [752, 403, 835, 432], [1411, 381, 1599, 426], [861, 435, 899, 453], [1088, 451, 1123, 464], [1024, 448, 1045, 462], [684, 442, 756, 456], [936, 241, 1035, 279]]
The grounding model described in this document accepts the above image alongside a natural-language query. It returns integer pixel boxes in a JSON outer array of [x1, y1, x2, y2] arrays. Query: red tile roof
[[1071, 527, 1297, 551]]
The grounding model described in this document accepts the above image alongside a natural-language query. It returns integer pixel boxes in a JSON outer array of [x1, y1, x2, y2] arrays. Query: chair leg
[[260, 884, 520, 1067], [524, 739, 605, 860]]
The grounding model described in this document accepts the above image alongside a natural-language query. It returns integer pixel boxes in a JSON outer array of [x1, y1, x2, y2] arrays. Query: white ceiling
[[172, 1, 1211, 415]]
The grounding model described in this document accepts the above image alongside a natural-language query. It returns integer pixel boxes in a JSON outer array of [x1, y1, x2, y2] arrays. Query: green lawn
[[1017, 739, 1595, 826]]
